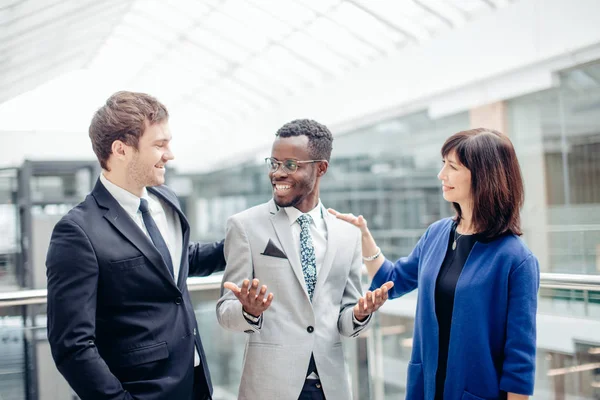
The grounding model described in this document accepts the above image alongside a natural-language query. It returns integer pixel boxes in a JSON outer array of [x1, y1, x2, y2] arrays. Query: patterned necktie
[[297, 214, 317, 301], [139, 198, 174, 278]]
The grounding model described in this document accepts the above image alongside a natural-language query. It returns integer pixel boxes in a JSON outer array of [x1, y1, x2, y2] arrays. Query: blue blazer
[[371, 218, 539, 400], [46, 180, 225, 400]]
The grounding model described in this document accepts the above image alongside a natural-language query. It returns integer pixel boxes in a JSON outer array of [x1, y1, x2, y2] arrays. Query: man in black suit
[[46, 91, 225, 400]]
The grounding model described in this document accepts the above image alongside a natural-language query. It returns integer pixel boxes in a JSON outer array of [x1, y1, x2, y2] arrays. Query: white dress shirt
[[283, 201, 327, 274], [99, 173, 200, 366]]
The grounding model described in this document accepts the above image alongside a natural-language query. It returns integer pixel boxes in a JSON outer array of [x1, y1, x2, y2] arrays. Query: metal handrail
[[539, 273, 600, 291], [1, 272, 599, 308], [0, 274, 225, 308]]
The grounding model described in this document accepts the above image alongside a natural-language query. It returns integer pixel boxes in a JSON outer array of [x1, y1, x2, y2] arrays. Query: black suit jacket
[[46, 179, 225, 400]]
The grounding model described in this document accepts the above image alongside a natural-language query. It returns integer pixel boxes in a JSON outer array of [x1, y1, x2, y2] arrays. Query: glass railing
[[367, 273, 600, 399], [534, 274, 600, 400], [1, 273, 599, 400], [0, 275, 367, 400]]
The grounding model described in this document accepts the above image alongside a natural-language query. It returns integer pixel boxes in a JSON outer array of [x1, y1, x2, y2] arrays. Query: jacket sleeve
[[369, 227, 430, 298], [188, 239, 226, 277], [338, 230, 372, 337], [46, 218, 133, 400], [166, 183, 224, 277], [215, 216, 261, 333], [499, 254, 540, 395]]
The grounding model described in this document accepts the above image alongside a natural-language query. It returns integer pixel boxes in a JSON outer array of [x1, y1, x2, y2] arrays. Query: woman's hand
[[507, 394, 528, 400], [328, 208, 368, 233], [328, 208, 385, 276]]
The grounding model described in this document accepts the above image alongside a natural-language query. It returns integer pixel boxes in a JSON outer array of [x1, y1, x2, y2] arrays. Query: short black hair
[[276, 119, 333, 161]]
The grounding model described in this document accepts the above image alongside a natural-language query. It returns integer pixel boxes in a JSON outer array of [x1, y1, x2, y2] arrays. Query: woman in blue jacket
[[331, 128, 539, 400]]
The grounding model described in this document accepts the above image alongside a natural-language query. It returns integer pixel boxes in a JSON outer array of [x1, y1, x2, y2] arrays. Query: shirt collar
[[283, 200, 324, 226], [99, 173, 154, 216]]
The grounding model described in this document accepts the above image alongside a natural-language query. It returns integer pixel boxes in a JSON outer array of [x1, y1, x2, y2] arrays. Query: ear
[[317, 160, 328, 177], [111, 140, 128, 160]]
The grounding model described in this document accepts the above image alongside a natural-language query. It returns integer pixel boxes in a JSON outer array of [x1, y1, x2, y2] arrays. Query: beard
[[272, 175, 316, 209], [273, 192, 304, 208], [127, 154, 162, 188]]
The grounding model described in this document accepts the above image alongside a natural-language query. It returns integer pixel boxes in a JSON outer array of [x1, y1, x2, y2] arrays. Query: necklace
[[452, 229, 463, 250]]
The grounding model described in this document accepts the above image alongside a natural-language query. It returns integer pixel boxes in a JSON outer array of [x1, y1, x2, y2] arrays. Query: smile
[[274, 184, 291, 192]]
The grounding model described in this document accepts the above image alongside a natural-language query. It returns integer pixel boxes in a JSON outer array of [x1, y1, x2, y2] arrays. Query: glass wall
[[509, 62, 600, 275], [189, 110, 470, 262], [0, 169, 20, 292], [508, 61, 600, 399], [187, 60, 600, 279]]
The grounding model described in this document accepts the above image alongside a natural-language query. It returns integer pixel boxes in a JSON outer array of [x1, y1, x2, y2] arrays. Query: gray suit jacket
[[216, 200, 370, 399]]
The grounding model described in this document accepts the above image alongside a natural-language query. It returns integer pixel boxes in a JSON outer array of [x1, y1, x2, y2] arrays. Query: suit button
[[175, 297, 183, 305], [307, 326, 314, 333], [193, 328, 196, 335]]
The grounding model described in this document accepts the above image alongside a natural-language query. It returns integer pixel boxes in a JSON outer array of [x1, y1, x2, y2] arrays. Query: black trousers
[[298, 379, 325, 400], [192, 366, 211, 400]]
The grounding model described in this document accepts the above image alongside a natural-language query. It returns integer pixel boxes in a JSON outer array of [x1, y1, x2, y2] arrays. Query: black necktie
[[139, 198, 174, 278]]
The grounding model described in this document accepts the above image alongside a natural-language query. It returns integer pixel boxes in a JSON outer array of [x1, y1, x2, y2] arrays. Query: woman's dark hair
[[441, 128, 524, 239]]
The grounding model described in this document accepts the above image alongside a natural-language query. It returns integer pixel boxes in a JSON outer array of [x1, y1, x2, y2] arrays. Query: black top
[[434, 222, 478, 400]]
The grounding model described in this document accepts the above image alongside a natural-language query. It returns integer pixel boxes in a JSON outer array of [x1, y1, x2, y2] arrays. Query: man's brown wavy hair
[[89, 91, 169, 170]]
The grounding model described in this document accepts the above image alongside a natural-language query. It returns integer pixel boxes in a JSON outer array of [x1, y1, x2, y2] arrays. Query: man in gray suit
[[216, 119, 393, 400]]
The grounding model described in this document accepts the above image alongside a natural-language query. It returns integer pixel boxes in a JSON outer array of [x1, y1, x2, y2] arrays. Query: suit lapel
[[312, 205, 339, 303], [268, 200, 311, 303], [92, 180, 179, 291], [148, 186, 190, 290]]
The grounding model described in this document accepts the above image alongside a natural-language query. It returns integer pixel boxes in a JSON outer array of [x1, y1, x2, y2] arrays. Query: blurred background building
[[1, 0, 600, 399]]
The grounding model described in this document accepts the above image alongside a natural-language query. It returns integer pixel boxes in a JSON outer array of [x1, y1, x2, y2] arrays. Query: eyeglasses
[[265, 157, 326, 174]]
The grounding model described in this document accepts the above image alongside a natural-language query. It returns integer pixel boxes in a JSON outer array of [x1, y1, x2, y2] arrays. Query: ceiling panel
[[0, 0, 518, 136], [0, 0, 133, 104]]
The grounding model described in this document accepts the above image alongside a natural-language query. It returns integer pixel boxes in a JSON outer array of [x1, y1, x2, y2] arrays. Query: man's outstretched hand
[[223, 278, 274, 317], [353, 281, 394, 321]]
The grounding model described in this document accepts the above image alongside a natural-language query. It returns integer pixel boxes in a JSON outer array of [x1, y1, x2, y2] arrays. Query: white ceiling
[[0, 0, 516, 170]]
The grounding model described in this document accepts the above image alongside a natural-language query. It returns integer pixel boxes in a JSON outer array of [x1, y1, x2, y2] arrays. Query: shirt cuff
[[242, 309, 262, 325], [352, 313, 371, 327]]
